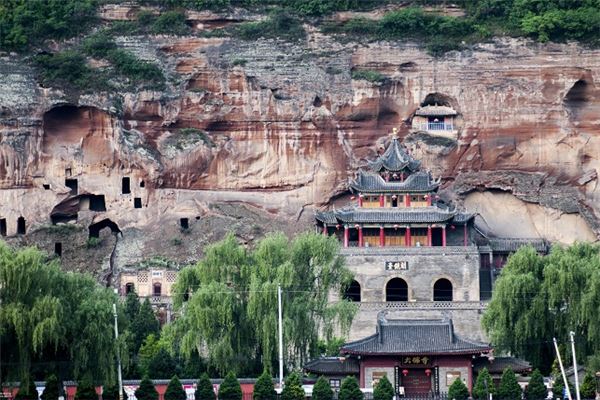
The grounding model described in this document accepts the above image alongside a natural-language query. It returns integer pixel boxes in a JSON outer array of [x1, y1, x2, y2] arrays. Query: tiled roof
[[341, 318, 491, 356], [335, 207, 456, 224], [368, 138, 420, 173], [304, 357, 360, 375], [350, 170, 439, 194], [452, 212, 475, 224], [488, 238, 548, 253], [415, 105, 458, 117], [315, 211, 338, 224], [473, 357, 532, 374]]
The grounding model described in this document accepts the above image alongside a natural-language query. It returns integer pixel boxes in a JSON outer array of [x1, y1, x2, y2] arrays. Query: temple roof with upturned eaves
[[415, 105, 458, 117], [368, 137, 420, 173], [350, 170, 439, 194], [315, 206, 474, 226]]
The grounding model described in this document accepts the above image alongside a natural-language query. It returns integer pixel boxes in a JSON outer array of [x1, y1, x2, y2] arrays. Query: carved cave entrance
[[88, 218, 121, 238]]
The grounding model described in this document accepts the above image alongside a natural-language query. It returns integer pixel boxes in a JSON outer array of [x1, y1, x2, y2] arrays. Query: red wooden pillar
[[405, 194, 411, 207], [379, 226, 385, 247], [405, 227, 411, 246], [442, 226, 447, 247], [427, 226, 432, 246], [463, 224, 468, 246], [358, 225, 363, 247], [344, 225, 349, 247], [358, 194, 363, 207], [379, 194, 384, 207], [322, 224, 327, 236]]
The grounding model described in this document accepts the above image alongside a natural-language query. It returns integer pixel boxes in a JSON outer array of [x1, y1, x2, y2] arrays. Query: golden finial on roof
[[391, 127, 398, 139]]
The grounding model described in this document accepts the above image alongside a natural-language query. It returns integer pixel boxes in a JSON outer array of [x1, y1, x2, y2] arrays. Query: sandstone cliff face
[[1, 18, 599, 273]]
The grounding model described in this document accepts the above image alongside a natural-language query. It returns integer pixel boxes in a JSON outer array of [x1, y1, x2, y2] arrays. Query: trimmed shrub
[[497, 368, 522, 400], [281, 373, 305, 400], [311, 376, 333, 400], [134, 377, 158, 400], [338, 376, 362, 400], [195, 373, 216, 400], [253, 371, 276, 400], [447, 378, 469, 400], [15, 377, 38, 400], [75, 381, 97, 400], [580, 371, 596, 399], [165, 376, 187, 400], [472, 367, 495, 400], [351, 70, 385, 83], [525, 369, 547, 400], [41, 375, 60, 400], [373, 375, 394, 400], [151, 11, 190, 35], [218, 372, 242, 400]]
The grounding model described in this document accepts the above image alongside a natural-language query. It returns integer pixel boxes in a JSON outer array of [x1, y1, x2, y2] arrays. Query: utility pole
[[278, 285, 284, 389], [570, 332, 581, 400], [553, 337, 572, 400], [113, 303, 124, 400]]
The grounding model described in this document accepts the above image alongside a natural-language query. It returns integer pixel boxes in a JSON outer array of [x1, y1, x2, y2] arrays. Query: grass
[[179, 128, 215, 147], [351, 69, 385, 83], [86, 237, 102, 248], [232, 59, 248, 67]]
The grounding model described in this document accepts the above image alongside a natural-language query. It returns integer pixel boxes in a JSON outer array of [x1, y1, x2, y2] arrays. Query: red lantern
[[402, 369, 409, 377], [425, 369, 432, 377], [450, 225, 456, 230]]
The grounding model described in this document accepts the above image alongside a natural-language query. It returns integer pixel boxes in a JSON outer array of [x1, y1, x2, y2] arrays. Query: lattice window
[[138, 271, 149, 283], [166, 270, 177, 282]]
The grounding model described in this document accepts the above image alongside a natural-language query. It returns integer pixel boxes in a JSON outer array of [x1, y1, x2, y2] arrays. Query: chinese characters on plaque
[[401, 356, 430, 366], [385, 261, 408, 271]]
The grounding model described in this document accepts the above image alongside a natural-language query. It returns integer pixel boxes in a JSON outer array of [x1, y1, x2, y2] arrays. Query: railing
[[139, 295, 173, 305], [359, 301, 488, 311], [324, 392, 449, 400], [419, 123, 454, 131], [340, 246, 480, 255]]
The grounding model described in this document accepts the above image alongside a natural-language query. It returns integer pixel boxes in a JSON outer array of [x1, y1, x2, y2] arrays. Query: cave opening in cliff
[[89, 218, 121, 238], [65, 168, 72, 177], [54, 242, 62, 257], [65, 178, 78, 195], [122, 177, 131, 194], [140, 180, 145, 188], [43, 184, 50, 190], [313, 95, 322, 107], [180, 218, 189, 230], [564, 80, 591, 115], [17, 217, 26, 235], [0, 218, 6, 236], [134, 197, 142, 209], [89, 195, 106, 211], [420, 92, 453, 108]]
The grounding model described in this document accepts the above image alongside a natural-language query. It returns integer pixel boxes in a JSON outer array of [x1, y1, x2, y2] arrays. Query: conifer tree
[[134, 377, 158, 400], [497, 368, 522, 400], [281, 373, 305, 400], [311, 377, 333, 400], [472, 367, 495, 400], [124, 292, 140, 321], [338, 376, 362, 400], [373, 375, 394, 400], [41, 375, 59, 400], [580, 372, 596, 399], [525, 369, 547, 400], [447, 378, 469, 400], [15, 376, 38, 400], [102, 384, 128, 400], [131, 299, 160, 352], [147, 347, 177, 379], [218, 372, 242, 400], [75, 380, 97, 400], [253, 371, 275, 400], [195, 373, 215, 400], [165, 376, 186, 400]]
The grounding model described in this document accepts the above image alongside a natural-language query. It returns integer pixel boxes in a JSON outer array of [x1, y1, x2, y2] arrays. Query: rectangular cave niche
[[55, 242, 62, 257], [134, 197, 142, 209], [89, 195, 106, 212], [17, 217, 26, 235], [122, 177, 131, 194], [180, 218, 189, 230], [65, 178, 78, 195], [0, 218, 6, 236]]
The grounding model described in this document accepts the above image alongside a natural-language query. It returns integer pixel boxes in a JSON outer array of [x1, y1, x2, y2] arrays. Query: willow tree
[[0, 242, 121, 383], [483, 242, 600, 370], [172, 232, 357, 374]]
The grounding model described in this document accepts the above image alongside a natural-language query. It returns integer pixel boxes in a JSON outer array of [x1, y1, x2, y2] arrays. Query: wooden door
[[402, 370, 432, 395]]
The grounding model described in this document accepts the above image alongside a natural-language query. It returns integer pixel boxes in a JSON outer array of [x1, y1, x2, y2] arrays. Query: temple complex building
[[310, 132, 545, 396]]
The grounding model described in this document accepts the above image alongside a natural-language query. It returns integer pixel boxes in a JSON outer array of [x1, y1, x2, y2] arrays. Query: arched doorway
[[153, 282, 162, 297], [386, 278, 408, 301], [343, 280, 361, 302], [125, 283, 135, 294], [433, 278, 453, 301], [88, 218, 121, 238]]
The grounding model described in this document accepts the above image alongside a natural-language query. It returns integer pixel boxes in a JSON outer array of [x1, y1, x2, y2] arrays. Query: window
[[153, 282, 162, 297], [17, 217, 26, 235], [89, 195, 106, 211], [180, 218, 189, 230], [343, 280, 361, 302], [65, 178, 78, 195], [54, 242, 62, 257], [43, 184, 50, 190], [446, 371, 461, 386], [329, 379, 340, 389], [125, 283, 135, 294], [134, 197, 142, 208], [433, 278, 453, 301], [140, 180, 145, 188], [0, 218, 6, 236], [386, 278, 408, 301], [122, 177, 131, 194]]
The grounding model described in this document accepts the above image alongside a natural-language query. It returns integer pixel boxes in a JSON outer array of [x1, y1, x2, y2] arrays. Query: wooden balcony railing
[[358, 301, 487, 310]]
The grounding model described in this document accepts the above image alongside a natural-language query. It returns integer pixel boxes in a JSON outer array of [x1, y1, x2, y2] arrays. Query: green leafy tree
[[253, 371, 276, 400], [147, 347, 177, 379], [447, 378, 469, 400], [124, 292, 140, 321], [218, 372, 242, 400], [311, 377, 333, 400], [15, 376, 38, 400], [75, 380, 97, 400], [165, 376, 186, 400], [525, 369, 547, 400], [580, 372, 596, 399], [195, 373, 215, 400], [338, 376, 362, 400], [130, 299, 160, 352], [134, 377, 158, 400], [497, 368, 522, 400], [472, 367, 495, 400], [41, 375, 59, 400], [281, 373, 305, 400], [173, 233, 357, 374], [483, 243, 600, 370], [373, 375, 394, 400]]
